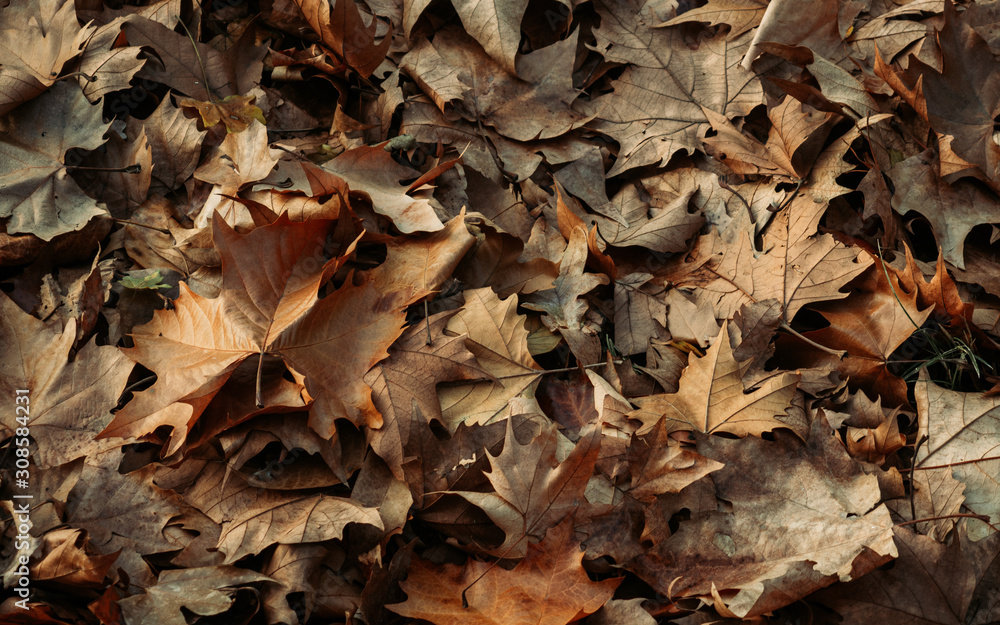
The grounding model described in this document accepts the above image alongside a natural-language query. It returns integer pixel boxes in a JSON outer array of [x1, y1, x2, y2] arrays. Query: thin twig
[[718, 177, 755, 224], [55, 71, 97, 83]]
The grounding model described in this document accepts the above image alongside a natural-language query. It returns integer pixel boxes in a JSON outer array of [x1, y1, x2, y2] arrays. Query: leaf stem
[[177, 18, 217, 101], [898, 454, 1000, 472], [255, 350, 265, 408], [494, 360, 624, 380], [63, 164, 142, 173], [778, 321, 846, 358], [113, 219, 171, 235], [896, 513, 998, 533]]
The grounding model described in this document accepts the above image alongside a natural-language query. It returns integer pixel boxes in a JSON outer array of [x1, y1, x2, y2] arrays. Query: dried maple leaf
[[178, 94, 266, 134], [0, 83, 110, 240], [401, 26, 592, 142], [117, 565, 271, 625], [76, 19, 145, 104], [387, 517, 621, 625], [365, 312, 486, 479], [662, 0, 768, 38], [408, 0, 528, 73], [192, 121, 283, 228], [613, 272, 668, 356], [778, 253, 933, 408], [741, 0, 846, 69], [451, 417, 601, 558], [524, 227, 610, 364], [681, 130, 873, 321], [99, 213, 426, 455], [703, 96, 834, 180], [321, 144, 445, 233], [291, 0, 392, 77], [0, 0, 91, 115], [0, 293, 131, 468], [907, 0, 1000, 182], [123, 17, 266, 103], [584, 173, 705, 254], [30, 528, 117, 590], [630, 411, 897, 618], [629, 322, 800, 437], [813, 525, 1000, 624], [916, 371, 1000, 542], [437, 287, 544, 430], [589, 0, 762, 176], [180, 460, 383, 563], [888, 148, 1000, 269]]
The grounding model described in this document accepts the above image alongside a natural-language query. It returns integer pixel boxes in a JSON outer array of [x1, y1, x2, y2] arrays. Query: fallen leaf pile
[[3, 0, 1000, 623]]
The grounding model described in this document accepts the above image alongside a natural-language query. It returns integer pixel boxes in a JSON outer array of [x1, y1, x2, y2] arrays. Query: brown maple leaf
[[629, 322, 800, 437], [589, 1, 762, 176], [631, 411, 897, 618], [777, 253, 932, 408], [0, 0, 91, 115], [388, 517, 621, 625], [99, 213, 428, 455], [290, 0, 392, 78], [0, 83, 111, 240], [178, 94, 266, 134], [451, 416, 601, 558]]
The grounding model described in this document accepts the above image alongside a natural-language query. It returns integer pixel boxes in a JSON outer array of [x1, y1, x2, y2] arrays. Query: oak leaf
[[524, 227, 610, 364], [178, 94, 267, 134], [388, 517, 621, 625]]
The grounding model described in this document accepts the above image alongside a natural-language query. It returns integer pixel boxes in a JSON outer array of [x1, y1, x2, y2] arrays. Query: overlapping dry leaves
[[2, 0, 1000, 623]]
